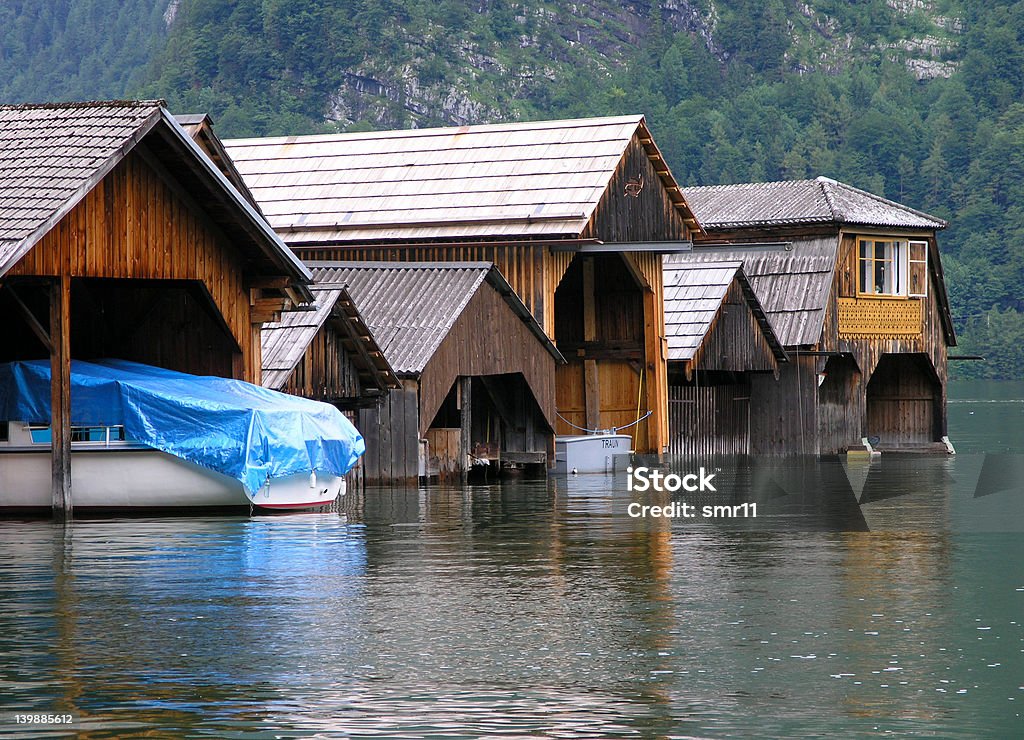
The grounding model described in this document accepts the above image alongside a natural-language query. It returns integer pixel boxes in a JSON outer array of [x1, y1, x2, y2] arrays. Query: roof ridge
[[308, 260, 494, 271], [816, 175, 946, 228], [816, 176, 841, 221], [0, 99, 166, 111], [224, 114, 645, 147]]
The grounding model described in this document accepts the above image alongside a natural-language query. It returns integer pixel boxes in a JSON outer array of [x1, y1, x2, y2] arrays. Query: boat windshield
[[28, 425, 130, 445]]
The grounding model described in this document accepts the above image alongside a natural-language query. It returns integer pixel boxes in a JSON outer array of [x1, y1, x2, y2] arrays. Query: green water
[[0, 381, 1022, 738]]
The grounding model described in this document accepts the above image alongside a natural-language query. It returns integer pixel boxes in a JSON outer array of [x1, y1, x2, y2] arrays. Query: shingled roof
[[224, 115, 698, 243], [305, 262, 563, 375], [261, 283, 399, 393], [684, 177, 947, 231], [665, 237, 839, 347], [0, 100, 310, 288], [663, 260, 784, 363]]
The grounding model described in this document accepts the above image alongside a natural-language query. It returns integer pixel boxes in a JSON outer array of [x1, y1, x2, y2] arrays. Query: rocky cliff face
[[314, 0, 962, 129]]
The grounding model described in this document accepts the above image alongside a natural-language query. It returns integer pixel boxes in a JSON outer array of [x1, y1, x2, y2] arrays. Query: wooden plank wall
[[424, 428, 461, 479], [668, 383, 751, 456], [865, 354, 940, 447], [694, 282, 779, 375], [357, 384, 419, 484], [418, 281, 557, 437], [749, 355, 820, 455], [580, 137, 690, 243], [7, 150, 259, 381], [281, 323, 362, 400], [816, 355, 863, 454]]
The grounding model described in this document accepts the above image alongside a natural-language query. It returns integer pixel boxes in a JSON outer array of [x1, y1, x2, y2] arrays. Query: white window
[[858, 239, 904, 296], [857, 238, 929, 298]]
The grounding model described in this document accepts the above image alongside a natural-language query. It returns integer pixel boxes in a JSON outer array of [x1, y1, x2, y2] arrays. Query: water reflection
[[1, 386, 1023, 736]]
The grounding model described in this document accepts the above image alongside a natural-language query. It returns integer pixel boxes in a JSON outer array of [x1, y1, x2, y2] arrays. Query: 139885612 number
[[14, 714, 75, 724]]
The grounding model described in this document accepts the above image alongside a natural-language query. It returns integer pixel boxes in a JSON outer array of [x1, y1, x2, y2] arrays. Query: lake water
[[1, 382, 1023, 737]]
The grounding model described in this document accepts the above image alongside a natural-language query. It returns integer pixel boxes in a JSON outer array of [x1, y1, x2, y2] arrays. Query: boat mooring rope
[[556, 409, 652, 435]]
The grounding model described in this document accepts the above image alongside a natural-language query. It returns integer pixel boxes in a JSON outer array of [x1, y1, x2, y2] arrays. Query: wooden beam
[[459, 376, 472, 483], [584, 359, 601, 432], [7, 285, 52, 352], [582, 258, 596, 342], [50, 275, 72, 518]]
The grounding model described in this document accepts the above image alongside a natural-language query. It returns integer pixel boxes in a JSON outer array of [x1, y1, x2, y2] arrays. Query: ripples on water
[[1, 384, 1023, 737]]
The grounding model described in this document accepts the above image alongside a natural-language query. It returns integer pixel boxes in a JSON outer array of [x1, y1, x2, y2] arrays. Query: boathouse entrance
[[554, 253, 650, 447], [865, 353, 942, 448], [424, 373, 549, 480]]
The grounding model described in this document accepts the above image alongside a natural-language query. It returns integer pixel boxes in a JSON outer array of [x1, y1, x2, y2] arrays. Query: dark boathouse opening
[[866, 353, 942, 448], [425, 373, 549, 481], [0, 277, 241, 377]]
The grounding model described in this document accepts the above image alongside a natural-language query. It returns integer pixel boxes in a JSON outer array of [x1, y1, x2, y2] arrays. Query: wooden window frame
[[908, 240, 929, 298]]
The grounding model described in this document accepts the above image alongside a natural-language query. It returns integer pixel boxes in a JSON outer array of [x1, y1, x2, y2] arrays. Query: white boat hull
[[0, 446, 345, 511], [553, 434, 633, 474]]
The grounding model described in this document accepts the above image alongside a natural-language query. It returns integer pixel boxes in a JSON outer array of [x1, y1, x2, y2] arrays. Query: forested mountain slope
[[2, 0, 1022, 376]]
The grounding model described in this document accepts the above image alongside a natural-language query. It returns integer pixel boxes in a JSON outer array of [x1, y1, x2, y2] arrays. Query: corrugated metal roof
[[306, 261, 561, 375], [224, 115, 697, 242], [662, 260, 784, 363], [261, 282, 399, 391], [262, 286, 345, 389], [665, 236, 838, 347], [307, 262, 494, 375], [0, 100, 311, 286], [684, 177, 946, 231]]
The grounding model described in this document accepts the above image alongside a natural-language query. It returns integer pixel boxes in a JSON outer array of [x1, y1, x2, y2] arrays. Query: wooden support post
[[582, 258, 602, 433], [584, 359, 601, 432], [50, 275, 72, 518], [643, 287, 668, 454], [582, 258, 596, 342], [459, 376, 472, 483]]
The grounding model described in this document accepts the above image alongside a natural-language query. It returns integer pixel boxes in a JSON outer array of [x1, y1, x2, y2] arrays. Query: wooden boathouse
[[669, 177, 956, 454], [260, 281, 399, 406], [304, 262, 563, 483], [662, 260, 787, 456], [224, 116, 700, 454], [0, 100, 312, 510]]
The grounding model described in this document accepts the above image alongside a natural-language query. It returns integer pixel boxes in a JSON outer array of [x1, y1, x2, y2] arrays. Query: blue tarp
[[0, 359, 365, 493]]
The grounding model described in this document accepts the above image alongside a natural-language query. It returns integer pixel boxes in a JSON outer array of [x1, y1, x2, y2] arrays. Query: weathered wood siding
[[865, 353, 940, 447], [749, 354, 820, 455], [816, 354, 863, 454], [693, 282, 779, 375], [6, 150, 260, 381], [358, 384, 420, 484], [419, 281, 556, 437], [668, 383, 751, 456], [280, 322, 362, 401], [581, 137, 690, 243]]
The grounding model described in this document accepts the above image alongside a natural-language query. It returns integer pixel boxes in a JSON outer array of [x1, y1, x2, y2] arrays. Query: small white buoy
[[309, 470, 317, 488]]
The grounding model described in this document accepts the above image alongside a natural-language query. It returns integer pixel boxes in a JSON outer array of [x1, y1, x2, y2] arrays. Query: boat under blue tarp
[[0, 359, 365, 493]]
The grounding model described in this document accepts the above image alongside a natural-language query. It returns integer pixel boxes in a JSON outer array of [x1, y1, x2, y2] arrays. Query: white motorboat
[[0, 359, 363, 513], [553, 433, 633, 474], [0, 422, 344, 511]]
